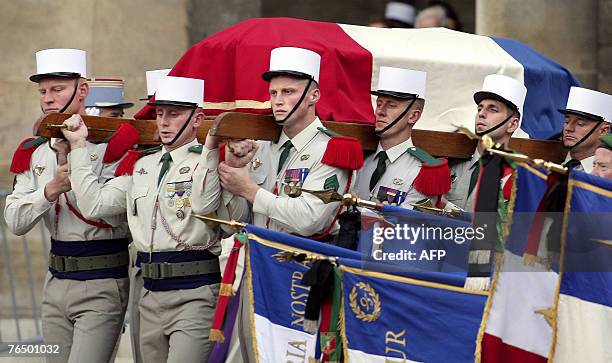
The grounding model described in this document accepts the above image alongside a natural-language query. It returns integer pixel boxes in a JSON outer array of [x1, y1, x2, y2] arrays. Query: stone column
[[476, 0, 598, 89]]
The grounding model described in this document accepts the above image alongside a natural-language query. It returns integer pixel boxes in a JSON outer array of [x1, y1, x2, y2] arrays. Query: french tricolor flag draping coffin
[[136, 18, 579, 139], [480, 163, 559, 363], [553, 171, 612, 362]]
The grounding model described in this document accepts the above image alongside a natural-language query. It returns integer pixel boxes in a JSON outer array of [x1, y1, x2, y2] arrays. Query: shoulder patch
[[323, 174, 340, 192], [406, 146, 442, 166], [188, 144, 203, 154], [10, 136, 48, 174], [317, 126, 342, 138]]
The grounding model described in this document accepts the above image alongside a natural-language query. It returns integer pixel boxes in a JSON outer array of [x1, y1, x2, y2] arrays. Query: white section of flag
[[347, 348, 422, 363], [338, 25, 528, 138], [553, 293, 612, 362], [485, 252, 558, 357], [253, 313, 317, 362]]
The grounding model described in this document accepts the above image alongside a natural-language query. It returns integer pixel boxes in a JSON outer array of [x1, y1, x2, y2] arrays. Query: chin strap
[[275, 78, 313, 125], [374, 97, 417, 136], [567, 120, 603, 150], [163, 105, 198, 146], [475, 111, 515, 137]]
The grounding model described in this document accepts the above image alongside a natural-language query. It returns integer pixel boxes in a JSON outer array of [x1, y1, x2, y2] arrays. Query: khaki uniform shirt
[[5, 140, 128, 240], [446, 151, 481, 212], [249, 118, 351, 236], [355, 138, 428, 209], [69, 139, 244, 254], [564, 153, 594, 174]]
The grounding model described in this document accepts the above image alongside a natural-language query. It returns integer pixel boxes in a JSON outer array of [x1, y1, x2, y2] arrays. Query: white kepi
[[558, 86, 612, 123], [474, 74, 527, 122], [149, 76, 204, 108], [143, 68, 171, 100], [371, 66, 427, 99], [262, 47, 321, 83], [385, 1, 416, 25], [30, 48, 87, 83]]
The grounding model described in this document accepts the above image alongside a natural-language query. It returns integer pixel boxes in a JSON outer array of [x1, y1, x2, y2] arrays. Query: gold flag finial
[[192, 214, 246, 230]]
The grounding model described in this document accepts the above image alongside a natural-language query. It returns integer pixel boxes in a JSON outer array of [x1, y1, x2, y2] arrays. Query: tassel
[[209, 328, 225, 343], [463, 277, 491, 291], [468, 250, 491, 265], [303, 319, 319, 334], [10, 137, 47, 174], [413, 158, 451, 196], [114, 149, 142, 176], [322, 136, 364, 171], [209, 232, 247, 342], [134, 104, 157, 120], [103, 123, 140, 163]]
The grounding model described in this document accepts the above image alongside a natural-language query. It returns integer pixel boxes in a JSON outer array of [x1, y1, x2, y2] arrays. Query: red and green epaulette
[[407, 146, 451, 196], [318, 127, 364, 171], [114, 145, 162, 176], [10, 136, 48, 174]]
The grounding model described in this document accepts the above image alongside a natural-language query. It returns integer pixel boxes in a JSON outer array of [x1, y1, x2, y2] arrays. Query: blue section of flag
[[341, 265, 486, 362], [492, 37, 580, 140], [504, 164, 549, 256], [561, 170, 612, 307], [359, 205, 472, 275]]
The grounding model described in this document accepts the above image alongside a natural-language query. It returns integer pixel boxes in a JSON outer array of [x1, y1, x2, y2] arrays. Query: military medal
[[252, 158, 262, 170], [168, 199, 174, 207], [176, 209, 185, 220], [34, 165, 45, 176], [377, 186, 408, 205], [283, 168, 309, 197]]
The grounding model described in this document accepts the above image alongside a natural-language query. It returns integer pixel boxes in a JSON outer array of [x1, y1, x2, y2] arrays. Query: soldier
[[4, 48, 131, 363], [355, 66, 450, 209], [445, 74, 527, 211], [63, 75, 243, 362], [219, 46, 361, 238], [593, 134, 612, 179], [85, 78, 133, 118], [559, 87, 612, 172]]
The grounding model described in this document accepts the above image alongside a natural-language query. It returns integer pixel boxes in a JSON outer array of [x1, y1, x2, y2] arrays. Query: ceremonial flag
[[339, 257, 487, 362], [480, 162, 558, 363], [136, 18, 578, 138], [552, 171, 612, 362]]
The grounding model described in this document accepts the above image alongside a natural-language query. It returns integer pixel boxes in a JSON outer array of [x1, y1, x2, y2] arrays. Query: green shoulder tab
[[22, 136, 48, 149], [406, 146, 442, 166], [324, 174, 340, 192], [188, 144, 204, 154], [317, 126, 343, 138], [141, 145, 163, 156]]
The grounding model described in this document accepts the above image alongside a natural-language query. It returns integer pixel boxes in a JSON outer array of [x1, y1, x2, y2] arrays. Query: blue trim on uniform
[[492, 37, 581, 140], [136, 251, 221, 291], [49, 238, 130, 280]]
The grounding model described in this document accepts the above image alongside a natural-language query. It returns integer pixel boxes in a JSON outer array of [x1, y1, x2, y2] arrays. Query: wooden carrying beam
[[37, 112, 566, 162]]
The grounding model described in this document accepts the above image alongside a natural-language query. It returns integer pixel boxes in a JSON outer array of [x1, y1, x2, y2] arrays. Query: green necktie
[[158, 152, 172, 186], [369, 151, 388, 191], [467, 160, 481, 197], [277, 140, 293, 174]]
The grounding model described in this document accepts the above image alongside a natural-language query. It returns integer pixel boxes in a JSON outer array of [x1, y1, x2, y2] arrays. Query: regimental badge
[[376, 186, 408, 205], [392, 178, 404, 186], [349, 282, 381, 323], [33, 165, 45, 176], [176, 209, 185, 220], [90, 154, 98, 161], [179, 166, 190, 174], [252, 158, 262, 170], [300, 154, 310, 161], [136, 168, 148, 175], [283, 168, 309, 197]]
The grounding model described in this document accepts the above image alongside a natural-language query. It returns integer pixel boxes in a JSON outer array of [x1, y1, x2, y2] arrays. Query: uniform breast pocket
[[130, 185, 149, 216]]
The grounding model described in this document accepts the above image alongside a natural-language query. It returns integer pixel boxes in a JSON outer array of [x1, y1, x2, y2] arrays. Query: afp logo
[[349, 282, 381, 322]]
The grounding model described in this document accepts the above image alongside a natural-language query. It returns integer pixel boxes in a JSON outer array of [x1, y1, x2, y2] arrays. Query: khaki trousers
[[128, 249, 144, 363], [139, 283, 219, 363], [41, 272, 129, 363]]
